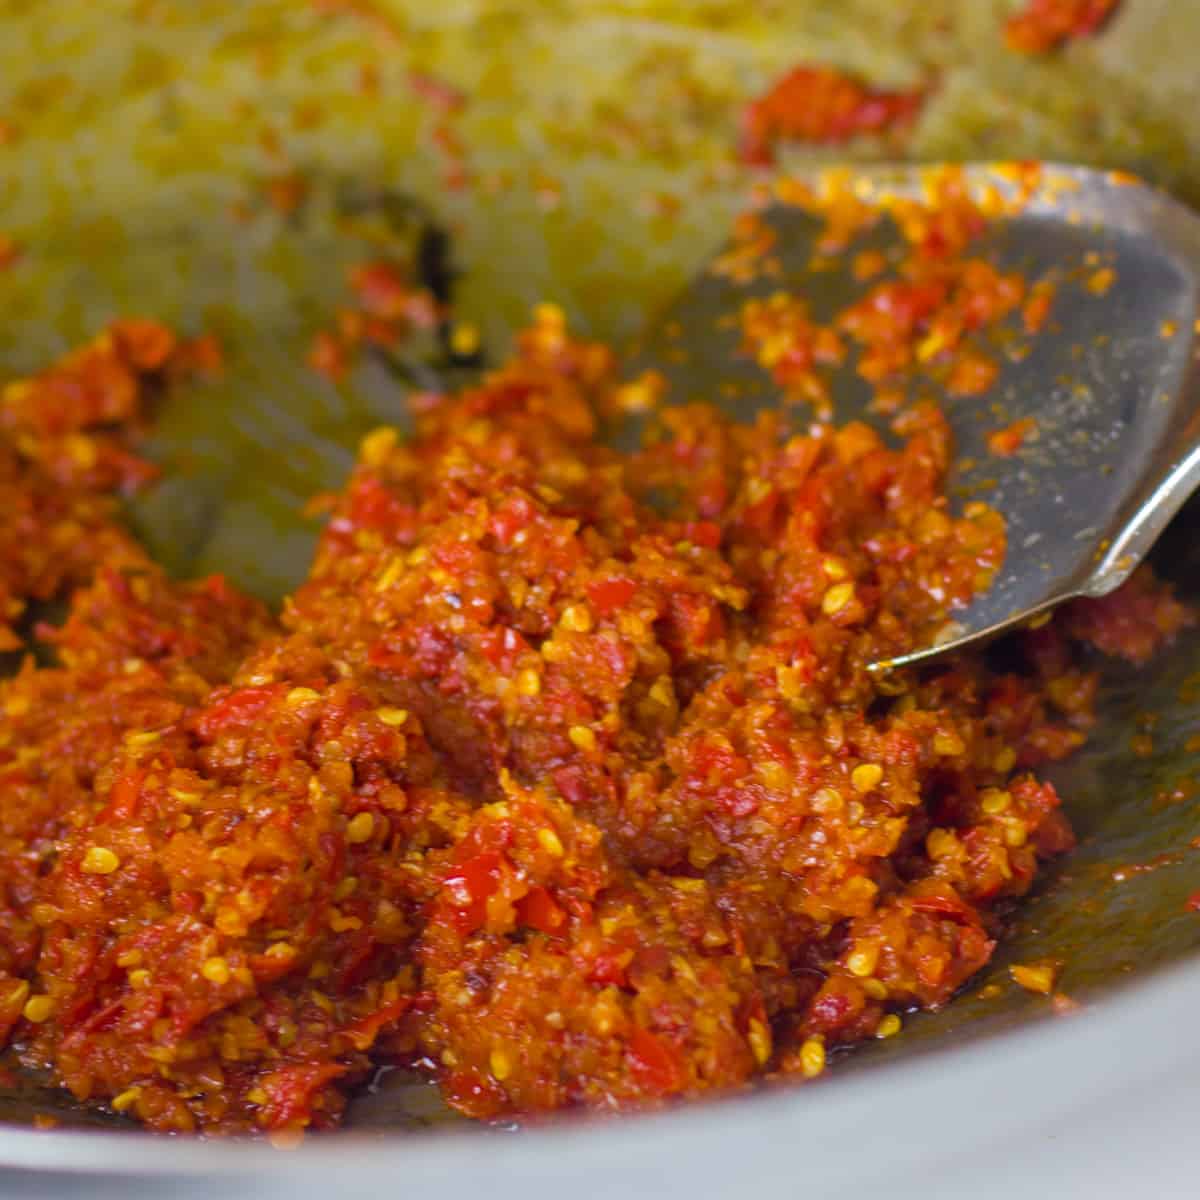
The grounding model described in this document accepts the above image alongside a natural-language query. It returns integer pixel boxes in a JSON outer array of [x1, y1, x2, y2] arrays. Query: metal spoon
[[632, 163, 1200, 669]]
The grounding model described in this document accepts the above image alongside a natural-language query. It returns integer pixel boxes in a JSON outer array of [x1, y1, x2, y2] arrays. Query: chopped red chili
[[987, 416, 1038, 457], [1005, 0, 1121, 54], [308, 260, 439, 381], [0, 190, 1187, 1138], [740, 65, 925, 166]]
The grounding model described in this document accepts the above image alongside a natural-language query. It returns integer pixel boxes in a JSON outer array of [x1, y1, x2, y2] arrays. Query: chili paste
[[0, 238, 1187, 1139]]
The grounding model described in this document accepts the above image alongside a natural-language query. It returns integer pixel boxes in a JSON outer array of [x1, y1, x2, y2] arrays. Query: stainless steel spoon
[[632, 163, 1200, 669]]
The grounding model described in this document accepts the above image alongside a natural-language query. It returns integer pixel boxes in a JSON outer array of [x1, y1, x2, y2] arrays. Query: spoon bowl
[[633, 164, 1200, 669]]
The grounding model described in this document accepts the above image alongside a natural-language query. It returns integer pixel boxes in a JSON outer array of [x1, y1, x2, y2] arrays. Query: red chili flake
[[307, 330, 348, 382], [585, 949, 629, 988], [343, 995, 411, 1050], [308, 262, 438, 381], [1005, 0, 1120, 54], [517, 886, 567, 936], [488, 495, 535, 548], [407, 71, 466, 115], [1023, 281, 1057, 334], [626, 1028, 685, 1095], [807, 979, 865, 1036], [684, 520, 722, 550], [587, 577, 637, 616], [264, 173, 308, 216], [1185, 890, 1200, 913], [1032, 809, 1077, 857], [194, 685, 287, 740], [441, 1068, 508, 1120], [349, 261, 414, 321], [740, 65, 925, 166], [908, 886, 978, 924], [0, 234, 21, 271], [946, 348, 1000, 397], [173, 334, 224, 376], [109, 319, 177, 371], [256, 1063, 348, 1130], [987, 416, 1037, 457], [441, 851, 504, 935], [101, 768, 146, 823]]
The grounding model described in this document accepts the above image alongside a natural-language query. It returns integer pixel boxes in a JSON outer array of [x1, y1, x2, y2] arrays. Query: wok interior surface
[[0, 0, 1199, 1138]]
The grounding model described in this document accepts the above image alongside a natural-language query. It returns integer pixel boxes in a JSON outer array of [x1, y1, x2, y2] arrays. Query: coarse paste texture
[[0, 288, 1186, 1135], [0, 0, 1197, 1140]]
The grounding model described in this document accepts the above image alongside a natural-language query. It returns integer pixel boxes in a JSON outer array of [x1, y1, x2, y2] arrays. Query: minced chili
[[0, 199, 1189, 1139], [1004, 0, 1121, 55], [739, 65, 925, 166]]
